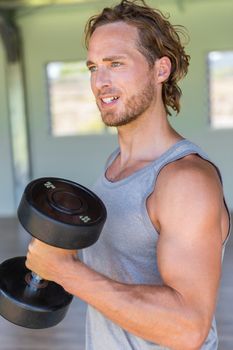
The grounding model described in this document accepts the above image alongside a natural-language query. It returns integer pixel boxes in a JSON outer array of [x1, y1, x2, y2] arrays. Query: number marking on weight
[[44, 181, 56, 189], [79, 215, 91, 223]]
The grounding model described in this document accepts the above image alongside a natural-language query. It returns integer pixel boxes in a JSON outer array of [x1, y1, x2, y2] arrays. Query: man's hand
[[25, 239, 77, 283]]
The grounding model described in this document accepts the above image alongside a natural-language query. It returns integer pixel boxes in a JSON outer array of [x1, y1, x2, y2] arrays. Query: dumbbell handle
[[31, 272, 43, 284], [25, 270, 48, 291]]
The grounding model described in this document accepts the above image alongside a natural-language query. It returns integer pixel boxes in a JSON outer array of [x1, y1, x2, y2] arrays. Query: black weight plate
[[0, 257, 73, 329], [25, 177, 104, 225], [17, 177, 107, 249]]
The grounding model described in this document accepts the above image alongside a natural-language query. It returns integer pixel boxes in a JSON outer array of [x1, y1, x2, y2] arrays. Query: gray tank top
[[82, 139, 231, 350]]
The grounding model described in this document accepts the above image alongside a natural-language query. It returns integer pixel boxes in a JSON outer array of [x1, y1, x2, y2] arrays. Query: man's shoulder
[[159, 153, 220, 189], [153, 153, 223, 221]]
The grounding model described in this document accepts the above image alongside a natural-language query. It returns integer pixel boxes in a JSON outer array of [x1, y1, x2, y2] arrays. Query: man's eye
[[111, 62, 122, 67], [88, 66, 97, 72]]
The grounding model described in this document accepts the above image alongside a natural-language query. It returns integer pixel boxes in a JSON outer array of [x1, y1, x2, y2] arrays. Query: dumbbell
[[0, 177, 106, 329]]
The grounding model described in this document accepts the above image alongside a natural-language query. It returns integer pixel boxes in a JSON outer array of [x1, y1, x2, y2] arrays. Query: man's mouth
[[101, 96, 119, 104]]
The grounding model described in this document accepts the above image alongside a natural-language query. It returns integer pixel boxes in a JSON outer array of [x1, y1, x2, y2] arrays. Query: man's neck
[[105, 106, 183, 182], [116, 108, 182, 169]]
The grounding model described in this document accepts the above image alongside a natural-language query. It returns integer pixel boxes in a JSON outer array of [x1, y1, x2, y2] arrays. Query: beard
[[97, 75, 156, 127]]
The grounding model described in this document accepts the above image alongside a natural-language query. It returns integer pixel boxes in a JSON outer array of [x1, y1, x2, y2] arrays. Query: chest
[[106, 156, 154, 183], [93, 174, 159, 255]]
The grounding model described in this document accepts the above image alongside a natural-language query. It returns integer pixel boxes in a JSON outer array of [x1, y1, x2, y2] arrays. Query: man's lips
[[98, 95, 120, 107]]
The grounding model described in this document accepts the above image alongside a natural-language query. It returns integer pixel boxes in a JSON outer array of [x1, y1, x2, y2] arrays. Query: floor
[[0, 217, 232, 350]]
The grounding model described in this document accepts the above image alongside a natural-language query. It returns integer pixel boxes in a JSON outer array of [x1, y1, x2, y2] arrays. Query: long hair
[[85, 0, 190, 115]]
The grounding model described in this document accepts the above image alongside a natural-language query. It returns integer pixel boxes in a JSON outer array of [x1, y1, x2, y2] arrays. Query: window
[[208, 51, 233, 129], [46, 61, 106, 136]]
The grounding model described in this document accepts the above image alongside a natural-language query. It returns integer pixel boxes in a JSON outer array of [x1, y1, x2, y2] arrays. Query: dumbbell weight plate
[[18, 177, 107, 249], [0, 177, 107, 329], [0, 257, 73, 329]]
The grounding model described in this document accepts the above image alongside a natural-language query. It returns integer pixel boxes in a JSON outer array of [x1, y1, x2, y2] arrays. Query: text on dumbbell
[[79, 215, 91, 223], [44, 181, 56, 189]]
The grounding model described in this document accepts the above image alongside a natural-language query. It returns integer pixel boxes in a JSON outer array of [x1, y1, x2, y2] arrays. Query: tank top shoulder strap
[[152, 139, 209, 173], [152, 139, 227, 188], [104, 148, 120, 170]]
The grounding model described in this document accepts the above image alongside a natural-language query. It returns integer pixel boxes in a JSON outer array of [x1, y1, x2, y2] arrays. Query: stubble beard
[[97, 76, 156, 127]]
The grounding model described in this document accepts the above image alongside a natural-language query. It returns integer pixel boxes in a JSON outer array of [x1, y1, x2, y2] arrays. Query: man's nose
[[93, 67, 111, 91]]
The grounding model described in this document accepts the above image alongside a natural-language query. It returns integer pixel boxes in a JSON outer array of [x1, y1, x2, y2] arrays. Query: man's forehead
[[87, 22, 139, 61], [88, 22, 139, 47]]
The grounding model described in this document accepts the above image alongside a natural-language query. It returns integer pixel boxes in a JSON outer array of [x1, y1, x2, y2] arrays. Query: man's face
[[87, 22, 158, 127]]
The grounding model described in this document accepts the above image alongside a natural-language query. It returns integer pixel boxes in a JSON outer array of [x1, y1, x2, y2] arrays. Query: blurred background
[[0, 0, 232, 349]]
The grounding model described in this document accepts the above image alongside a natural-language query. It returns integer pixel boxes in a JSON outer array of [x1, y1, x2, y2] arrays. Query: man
[[26, 1, 230, 349]]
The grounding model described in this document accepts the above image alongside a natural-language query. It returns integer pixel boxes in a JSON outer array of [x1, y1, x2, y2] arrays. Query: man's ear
[[156, 56, 172, 83]]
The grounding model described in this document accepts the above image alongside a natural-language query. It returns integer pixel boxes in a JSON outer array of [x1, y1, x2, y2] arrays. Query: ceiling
[[0, 0, 230, 11], [0, 0, 95, 10], [0, 0, 231, 17]]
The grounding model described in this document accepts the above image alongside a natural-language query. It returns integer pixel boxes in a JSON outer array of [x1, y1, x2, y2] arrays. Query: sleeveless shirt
[[82, 139, 231, 350]]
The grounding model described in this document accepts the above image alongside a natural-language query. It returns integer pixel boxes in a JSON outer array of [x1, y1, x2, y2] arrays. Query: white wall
[[0, 40, 15, 216]]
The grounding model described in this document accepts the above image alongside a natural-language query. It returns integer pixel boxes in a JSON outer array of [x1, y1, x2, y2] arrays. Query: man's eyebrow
[[86, 55, 127, 67], [102, 55, 127, 62], [86, 60, 94, 67]]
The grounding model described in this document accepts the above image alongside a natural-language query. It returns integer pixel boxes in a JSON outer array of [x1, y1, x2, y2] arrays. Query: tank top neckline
[[103, 138, 188, 187]]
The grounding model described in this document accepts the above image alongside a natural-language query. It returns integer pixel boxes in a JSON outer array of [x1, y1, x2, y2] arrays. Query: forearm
[[58, 259, 205, 350]]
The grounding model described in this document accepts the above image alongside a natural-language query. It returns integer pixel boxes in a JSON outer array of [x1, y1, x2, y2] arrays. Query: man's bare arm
[[26, 157, 226, 350]]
